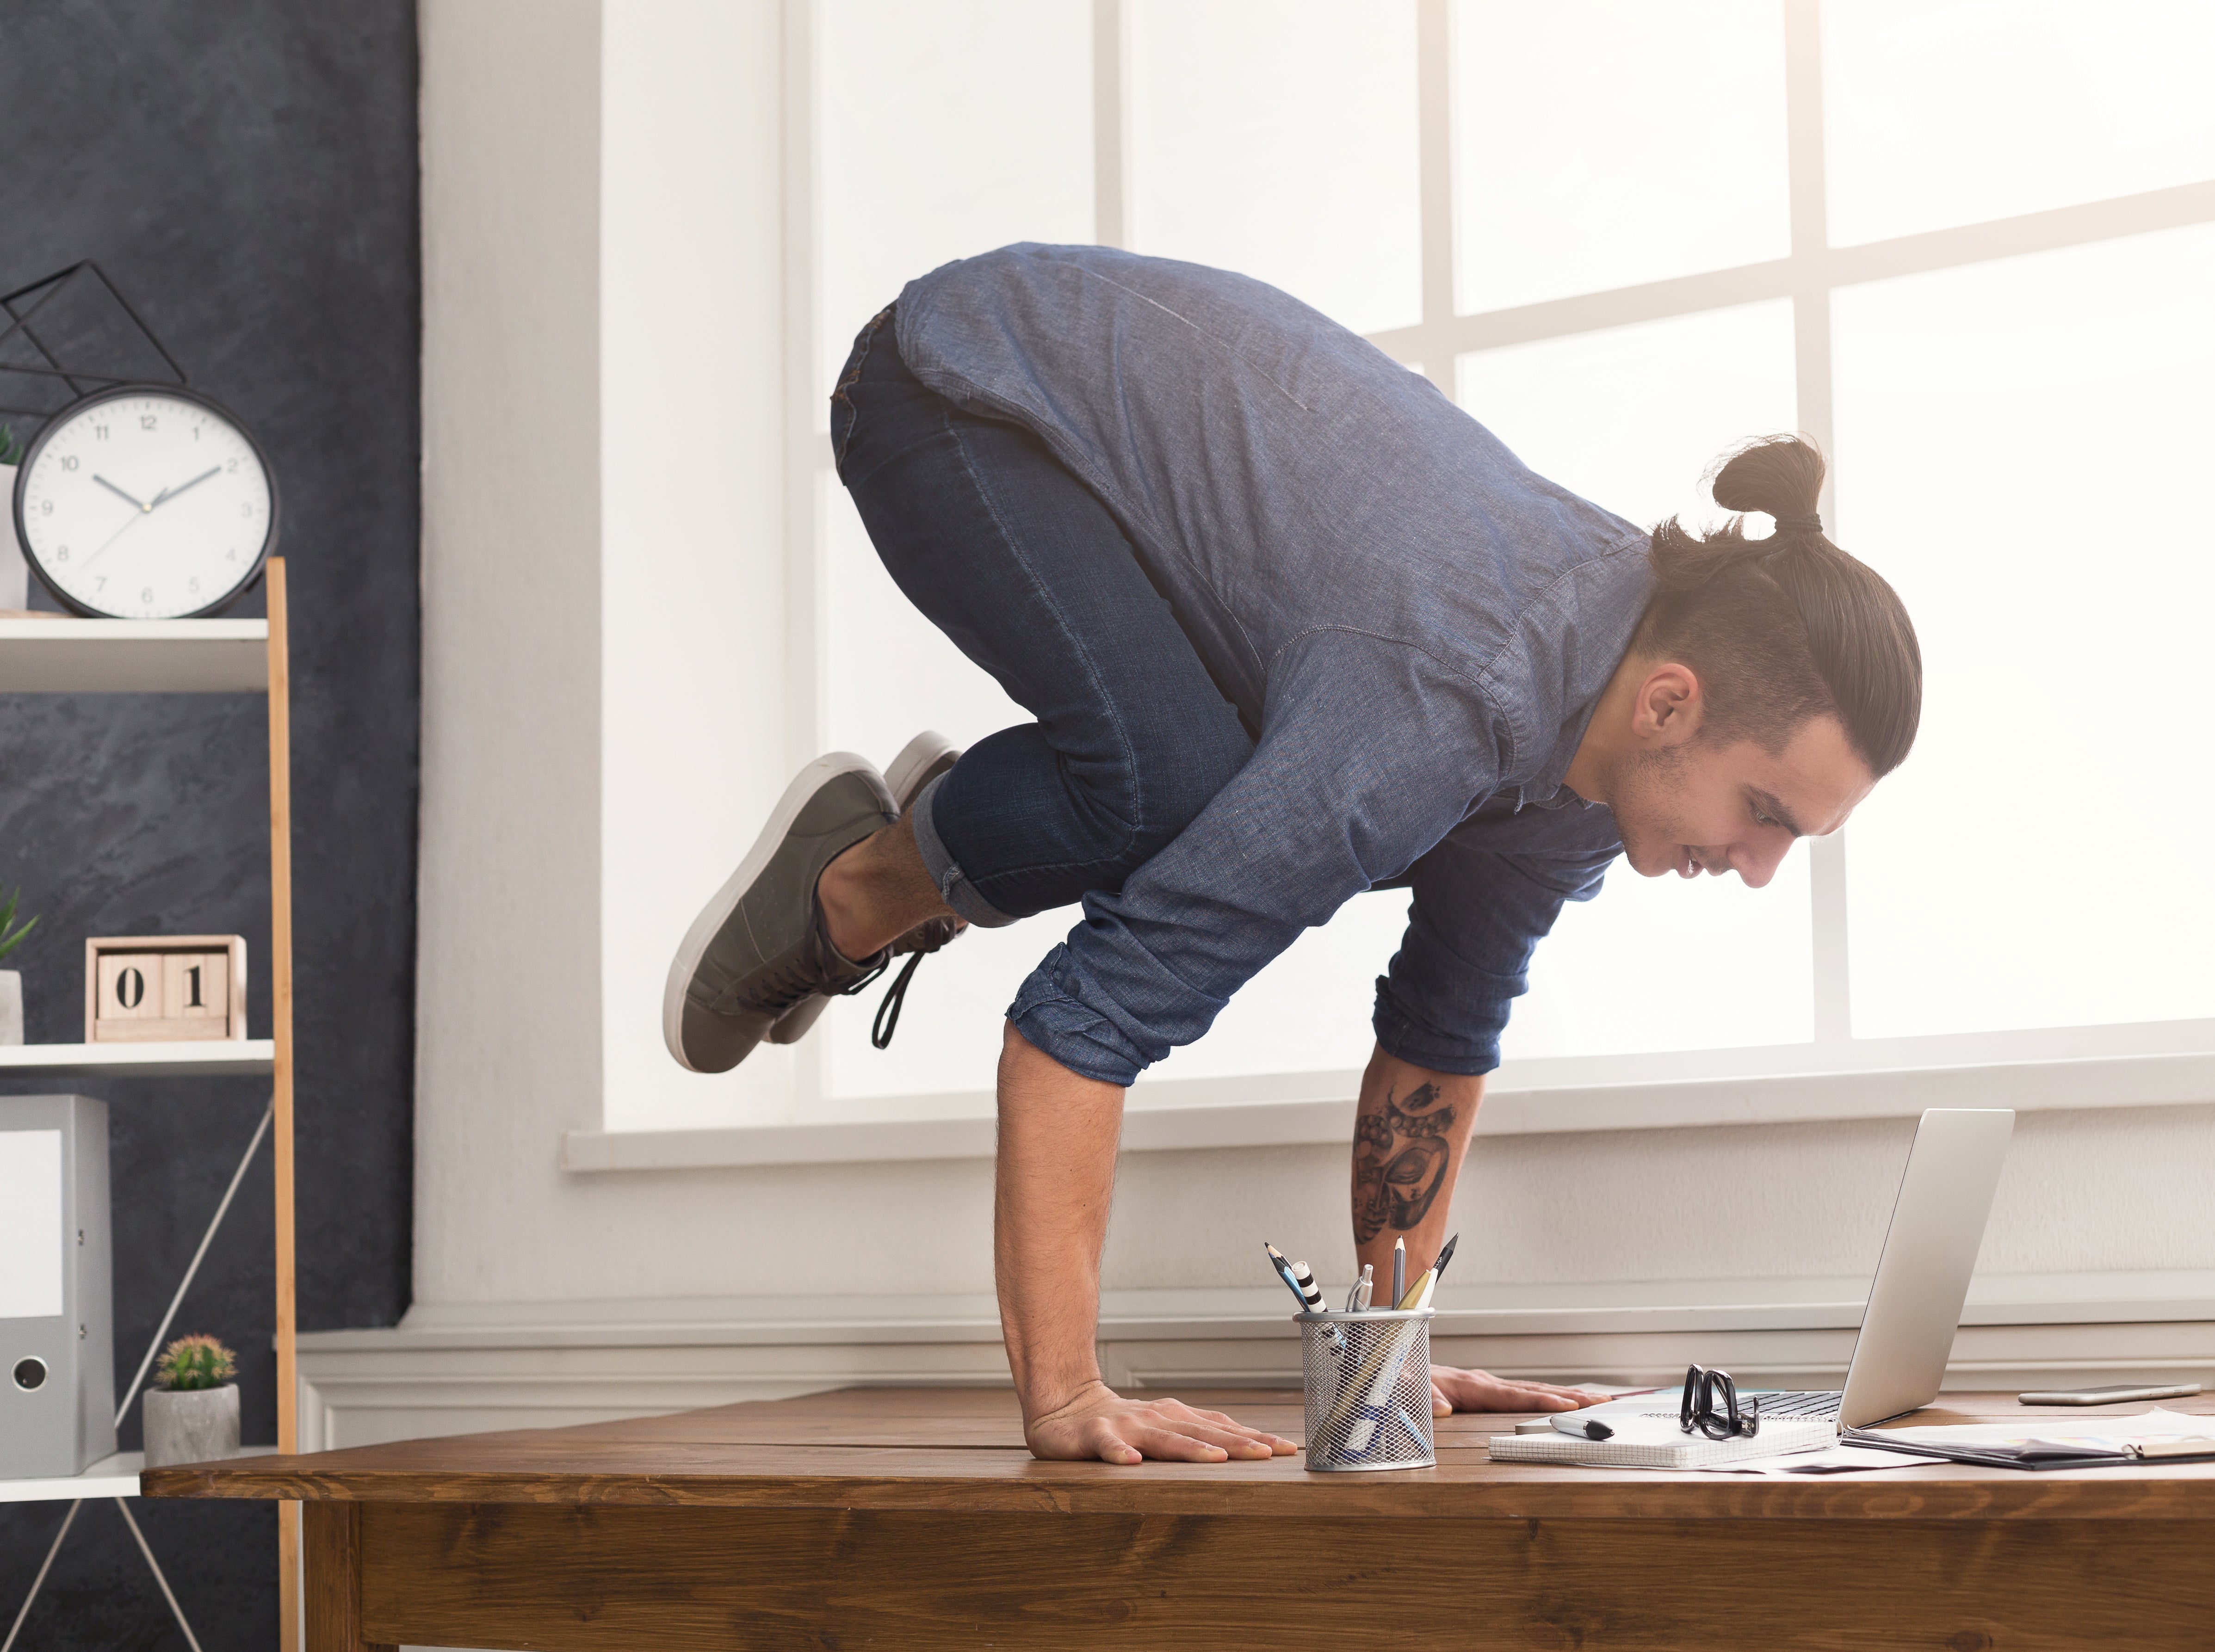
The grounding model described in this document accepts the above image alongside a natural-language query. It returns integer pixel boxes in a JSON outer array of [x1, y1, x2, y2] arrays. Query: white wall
[[600, 0, 802, 1136], [417, 0, 605, 1303], [401, 0, 2213, 1416]]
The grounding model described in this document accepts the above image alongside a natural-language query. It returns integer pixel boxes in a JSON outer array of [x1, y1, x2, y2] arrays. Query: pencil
[[1333, 1275, 1439, 1454], [1392, 1237, 1405, 1306], [1262, 1242, 1309, 1313]]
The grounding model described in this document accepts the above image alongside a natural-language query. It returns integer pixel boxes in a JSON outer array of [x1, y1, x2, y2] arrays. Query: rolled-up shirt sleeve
[[1008, 632, 1507, 1086], [1371, 805, 1620, 1074]]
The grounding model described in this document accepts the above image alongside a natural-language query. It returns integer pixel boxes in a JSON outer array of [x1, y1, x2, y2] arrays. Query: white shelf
[[0, 1451, 144, 1504], [0, 1040, 275, 1078], [0, 618, 269, 692], [0, 1444, 277, 1504]]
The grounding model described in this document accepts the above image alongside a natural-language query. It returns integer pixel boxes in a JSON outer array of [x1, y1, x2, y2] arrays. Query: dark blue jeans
[[831, 308, 1254, 926]]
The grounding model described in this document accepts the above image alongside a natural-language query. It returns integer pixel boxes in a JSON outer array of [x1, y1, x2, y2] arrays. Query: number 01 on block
[[84, 936, 248, 1042]]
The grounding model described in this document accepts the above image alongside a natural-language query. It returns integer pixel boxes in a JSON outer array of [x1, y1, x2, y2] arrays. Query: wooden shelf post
[[265, 559, 301, 1651]]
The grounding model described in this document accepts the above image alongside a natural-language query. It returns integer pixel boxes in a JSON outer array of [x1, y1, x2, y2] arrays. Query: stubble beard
[[1611, 742, 1689, 877]]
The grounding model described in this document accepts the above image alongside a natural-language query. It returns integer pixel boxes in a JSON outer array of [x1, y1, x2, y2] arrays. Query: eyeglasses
[[1679, 1364, 1761, 1440]]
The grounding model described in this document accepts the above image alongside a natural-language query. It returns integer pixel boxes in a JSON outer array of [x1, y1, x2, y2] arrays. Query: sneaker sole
[[766, 732, 962, 1050], [663, 750, 885, 1073], [885, 728, 959, 809]]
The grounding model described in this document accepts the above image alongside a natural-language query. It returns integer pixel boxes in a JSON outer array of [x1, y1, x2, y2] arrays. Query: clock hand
[[93, 475, 150, 512], [82, 510, 150, 567], [81, 463, 230, 573], [148, 466, 222, 510]]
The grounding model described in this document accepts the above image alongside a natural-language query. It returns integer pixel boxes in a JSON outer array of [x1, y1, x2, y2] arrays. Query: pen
[[1346, 1263, 1374, 1313], [1267, 1243, 1346, 1353], [1392, 1237, 1405, 1307], [1433, 1232, 1459, 1284], [1332, 1266, 1444, 1453], [1338, 1307, 1433, 1453], [1262, 1243, 1309, 1313]]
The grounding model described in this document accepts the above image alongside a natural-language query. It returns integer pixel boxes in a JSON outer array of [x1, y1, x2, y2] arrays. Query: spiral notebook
[[1488, 1415, 1838, 1469]]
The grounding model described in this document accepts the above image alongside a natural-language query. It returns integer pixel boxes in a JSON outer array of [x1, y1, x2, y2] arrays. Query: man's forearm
[[1351, 1044, 1484, 1298], [994, 1020, 1126, 1419]]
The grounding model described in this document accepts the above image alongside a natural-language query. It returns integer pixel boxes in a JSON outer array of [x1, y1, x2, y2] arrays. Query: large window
[[794, 0, 2215, 1122]]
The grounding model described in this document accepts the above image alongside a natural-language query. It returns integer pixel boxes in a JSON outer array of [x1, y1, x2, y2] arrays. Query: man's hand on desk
[[995, 1028, 1297, 1467], [1429, 1364, 1609, 1417], [1025, 1380, 1298, 1465]]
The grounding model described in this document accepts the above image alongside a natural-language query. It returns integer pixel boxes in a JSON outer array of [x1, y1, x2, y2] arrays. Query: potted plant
[[142, 1334, 241, 1467], [0, 888, 34, 1045]]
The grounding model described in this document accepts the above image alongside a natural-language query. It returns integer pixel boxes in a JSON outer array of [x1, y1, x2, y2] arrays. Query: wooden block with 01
[[85, 935, 247, 1042]]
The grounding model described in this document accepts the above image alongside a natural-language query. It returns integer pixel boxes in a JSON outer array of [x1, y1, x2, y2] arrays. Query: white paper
[[1495, 1414, 1836, 1470], [0, 1130, 64, 1319], [1692, 1445, 1924, 1475], [1868, 1407, 2215, 1449], [1573, 1410, 2215, 1474]]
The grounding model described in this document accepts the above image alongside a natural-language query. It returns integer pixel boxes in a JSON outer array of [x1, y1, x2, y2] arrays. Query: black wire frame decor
[[0, 261, 191, 436]]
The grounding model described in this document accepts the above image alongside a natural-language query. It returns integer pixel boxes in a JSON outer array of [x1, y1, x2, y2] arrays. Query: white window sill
[[562, 1043, 2215, 1172], [303, 1269, 2215, 1352]]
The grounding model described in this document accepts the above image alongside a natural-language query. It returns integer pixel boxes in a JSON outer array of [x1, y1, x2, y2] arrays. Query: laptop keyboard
[[1638, 1390, 1843, 1421], [1749, 1390, 1843, 1419]]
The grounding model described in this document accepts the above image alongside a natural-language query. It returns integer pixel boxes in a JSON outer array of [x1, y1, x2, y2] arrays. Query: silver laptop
[[1558, 1107, 2014, 1433]]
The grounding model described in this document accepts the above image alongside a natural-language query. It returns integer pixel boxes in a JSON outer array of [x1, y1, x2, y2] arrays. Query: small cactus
[[155, 1334, 237, 1392], [0, 424, 22, 468]]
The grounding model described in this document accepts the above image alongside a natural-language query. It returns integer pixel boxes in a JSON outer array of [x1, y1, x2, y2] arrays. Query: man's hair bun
[[1709, 433, 1827, 531], [1638, 435, 1922, 777]]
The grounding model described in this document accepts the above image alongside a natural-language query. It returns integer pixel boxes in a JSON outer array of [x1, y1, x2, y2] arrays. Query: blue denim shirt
[[896, 246, 1652, 1085]]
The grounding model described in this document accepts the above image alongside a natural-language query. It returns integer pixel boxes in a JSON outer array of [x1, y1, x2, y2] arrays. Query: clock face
[[12, 387, 276, 619]]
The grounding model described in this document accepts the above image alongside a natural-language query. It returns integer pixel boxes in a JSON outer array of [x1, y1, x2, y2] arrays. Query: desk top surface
[[142, 1388, 2215, 1522]]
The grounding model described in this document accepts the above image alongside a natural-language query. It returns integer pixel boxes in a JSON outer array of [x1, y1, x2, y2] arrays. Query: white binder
[[1, 1095, 115, 1478]]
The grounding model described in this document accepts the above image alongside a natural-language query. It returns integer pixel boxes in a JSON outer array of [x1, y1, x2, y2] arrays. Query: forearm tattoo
[[1352, 1080, 1454, 1243]]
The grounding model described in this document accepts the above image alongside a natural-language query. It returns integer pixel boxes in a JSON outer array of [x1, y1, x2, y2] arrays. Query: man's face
[[1610, 712, 1875, 888]]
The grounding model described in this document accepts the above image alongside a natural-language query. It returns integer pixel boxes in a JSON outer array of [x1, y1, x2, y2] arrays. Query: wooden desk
[[146, 1388, 2215, 1650]]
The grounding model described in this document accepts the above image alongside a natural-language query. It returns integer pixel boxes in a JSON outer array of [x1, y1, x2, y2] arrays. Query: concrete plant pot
[[143, 1383, 240, 1467], [0, 465, 24, 610], [0, 971, 21, 1044]]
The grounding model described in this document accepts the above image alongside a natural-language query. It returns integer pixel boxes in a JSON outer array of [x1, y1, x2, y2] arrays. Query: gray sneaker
[[768, 730, 964, 1048], [662, 752, 899, 1073]]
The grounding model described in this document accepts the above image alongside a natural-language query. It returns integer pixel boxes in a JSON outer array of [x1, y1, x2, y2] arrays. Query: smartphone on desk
[[2017, 1382, 2203, 1406]]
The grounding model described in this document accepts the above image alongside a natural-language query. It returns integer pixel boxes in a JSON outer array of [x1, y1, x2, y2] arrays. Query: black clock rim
[[10, 382, 280, 620]]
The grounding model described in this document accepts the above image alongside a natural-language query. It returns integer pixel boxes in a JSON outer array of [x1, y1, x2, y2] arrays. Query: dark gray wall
[[0, 2, 420, 1645]]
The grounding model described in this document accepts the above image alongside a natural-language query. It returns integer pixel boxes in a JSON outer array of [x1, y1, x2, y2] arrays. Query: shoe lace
[[837, 917, 960, 1049], [833, 951, 917, 1049], [869, 952, 926, 1050]]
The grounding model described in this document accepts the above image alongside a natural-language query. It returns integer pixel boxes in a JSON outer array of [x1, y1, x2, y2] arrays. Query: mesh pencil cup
[[1298, 1308, 1435, 1472]]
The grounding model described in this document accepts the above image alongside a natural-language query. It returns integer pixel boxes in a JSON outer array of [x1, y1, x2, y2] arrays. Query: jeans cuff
[[910, 772, 1020, 929]]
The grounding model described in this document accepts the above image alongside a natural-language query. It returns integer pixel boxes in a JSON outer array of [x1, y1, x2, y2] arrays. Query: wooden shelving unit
[[0, 569, 299, 1648]]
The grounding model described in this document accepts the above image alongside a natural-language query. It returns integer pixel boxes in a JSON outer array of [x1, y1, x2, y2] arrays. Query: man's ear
[[1632, 661, 1703, 749]]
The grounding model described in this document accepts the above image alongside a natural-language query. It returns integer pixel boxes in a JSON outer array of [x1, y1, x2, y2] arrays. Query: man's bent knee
[[1119, 715, 1253, 864]]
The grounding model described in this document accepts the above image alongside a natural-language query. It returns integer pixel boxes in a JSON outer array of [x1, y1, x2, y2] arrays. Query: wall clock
[[10, 384, 277, 618]]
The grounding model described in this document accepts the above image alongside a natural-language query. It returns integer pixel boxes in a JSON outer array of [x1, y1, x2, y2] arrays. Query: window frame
[[663, 0, 2215, 1164]]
